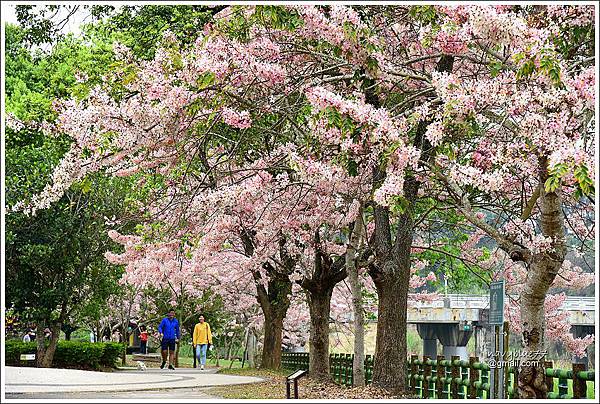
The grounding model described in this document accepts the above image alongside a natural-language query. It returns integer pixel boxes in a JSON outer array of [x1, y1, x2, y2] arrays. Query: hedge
[[5, 340, 125, 369]]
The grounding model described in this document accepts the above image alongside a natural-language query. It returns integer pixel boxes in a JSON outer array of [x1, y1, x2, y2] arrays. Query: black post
[[294, 379, 299, 398], [286, 380, 291, 399]]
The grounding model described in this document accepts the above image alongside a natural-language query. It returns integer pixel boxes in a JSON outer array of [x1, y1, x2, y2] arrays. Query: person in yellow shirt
[[193, 315, 213, 370]]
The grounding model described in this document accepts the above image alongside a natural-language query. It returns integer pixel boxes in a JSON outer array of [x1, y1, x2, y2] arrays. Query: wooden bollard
[[572, 363, 587, 399], [436, 355, 446, 399], [544, 360, 554, 393], [411, 354, 419, 395], [423, 356, 431, 398], [451, 355, 460, 399], [469, 356, 478, 399]]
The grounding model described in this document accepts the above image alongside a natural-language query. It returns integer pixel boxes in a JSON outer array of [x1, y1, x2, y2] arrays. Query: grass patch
[[218, 366, 290, 378], [208, 367, 288, 399]]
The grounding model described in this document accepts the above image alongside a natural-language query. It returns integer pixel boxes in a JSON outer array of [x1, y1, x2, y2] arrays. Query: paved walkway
[[6, 387, 220, 400], [4, 366, 262, 398]]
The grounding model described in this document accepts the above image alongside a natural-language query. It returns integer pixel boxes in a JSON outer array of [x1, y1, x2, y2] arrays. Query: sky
[[2, 4, 87, 36], [1, 3, 132, 38]]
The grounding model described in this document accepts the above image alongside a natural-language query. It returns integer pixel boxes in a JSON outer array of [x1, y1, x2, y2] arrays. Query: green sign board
[[489, 280, 505, 325]]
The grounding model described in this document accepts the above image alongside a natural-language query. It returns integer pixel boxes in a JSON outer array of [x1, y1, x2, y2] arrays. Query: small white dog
[[136, 361, 147, 371]]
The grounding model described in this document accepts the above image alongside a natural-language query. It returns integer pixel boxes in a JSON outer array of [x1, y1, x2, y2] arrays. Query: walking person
[[139, 325, 148, 354], [192, 315, 213, 370], [158, 309, 180, 370]]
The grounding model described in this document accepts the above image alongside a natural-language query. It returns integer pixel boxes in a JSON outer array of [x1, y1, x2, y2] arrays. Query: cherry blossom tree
[[423, 6, 595, 398], [13, 4, 594, 396]]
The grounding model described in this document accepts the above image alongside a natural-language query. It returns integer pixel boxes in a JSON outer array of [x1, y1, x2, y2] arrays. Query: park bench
[[132, 353, 162, 363]]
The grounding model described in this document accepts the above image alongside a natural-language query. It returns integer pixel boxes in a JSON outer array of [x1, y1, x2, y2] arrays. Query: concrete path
[[4, 366, 262, 397], [5, 387, 220, 400]]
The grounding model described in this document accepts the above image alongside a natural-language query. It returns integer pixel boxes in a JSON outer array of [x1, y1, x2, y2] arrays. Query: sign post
[[489, 280, 505, 399]]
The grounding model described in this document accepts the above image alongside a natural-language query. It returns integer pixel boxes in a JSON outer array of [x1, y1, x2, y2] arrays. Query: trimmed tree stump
[[544, 360, 554, 393], [436, 355, 445, 399], [423, 356, 431, 398], [572, 363, 587, 399], [469, 356, 478, 399]]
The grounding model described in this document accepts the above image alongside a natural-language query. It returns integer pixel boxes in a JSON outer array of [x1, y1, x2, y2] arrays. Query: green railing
[[281, 352, 595, 399]]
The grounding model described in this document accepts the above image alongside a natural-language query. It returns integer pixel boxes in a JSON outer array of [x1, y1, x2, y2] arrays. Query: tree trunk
[[121, 328, 128, 365], [370, 262, 409, 392], [347, 207, 366, 387], [256, 262, 292, 369], [368, 166, 414, 393], [241, 328, 250, 368], [247, 330, 256, 367], [65, 331, 72, 341], [366, 55, 453, 393], [518, 156, 566, 398], [174, 340, 180, 367], [262, 311, 285, 369], [226, 335, 234, 361], [242, 231, 293, 370], [307, 287, 334, 381], [36, 323, 61, 368], [300, 235, 346, 381]]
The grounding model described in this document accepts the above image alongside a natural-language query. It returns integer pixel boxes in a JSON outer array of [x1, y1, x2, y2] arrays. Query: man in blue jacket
[[158, 309, 180, 370]]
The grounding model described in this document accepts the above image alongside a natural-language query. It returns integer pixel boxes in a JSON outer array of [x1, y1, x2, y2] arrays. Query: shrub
[[5, 341, 36, 366], [100, 342, 125, 367], [5, 339, 125, 370], [52, 340, 106, 369]]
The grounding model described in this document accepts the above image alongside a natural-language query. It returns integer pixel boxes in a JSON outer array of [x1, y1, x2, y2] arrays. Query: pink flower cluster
[[221, 107, 252, 129]]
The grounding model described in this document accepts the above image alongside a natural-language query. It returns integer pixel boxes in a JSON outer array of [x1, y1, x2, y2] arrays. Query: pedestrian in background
[[192, 315, 213, 370], [139, 325, 148, 354], [158, 309, 180, 370]]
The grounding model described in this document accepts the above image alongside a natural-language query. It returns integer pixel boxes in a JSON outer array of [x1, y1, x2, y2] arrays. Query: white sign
[[287, 369, 307, 380], [20, 354, 36, 361]]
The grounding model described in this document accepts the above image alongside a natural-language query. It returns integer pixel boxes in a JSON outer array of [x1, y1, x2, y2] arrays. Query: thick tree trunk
[[307, 287, 334, 381], [242, 231, 293, 370], [368, 161, 415, 393], [300, 236, 346, 381], [518, 156, 566, 398], [366, 55, 453, 393], [262, 311, 285, 369], [259, 272, 291, 369], [36, 323, 61, 368], [347, 209, 366, 387], [371, 261, 410, 392]]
